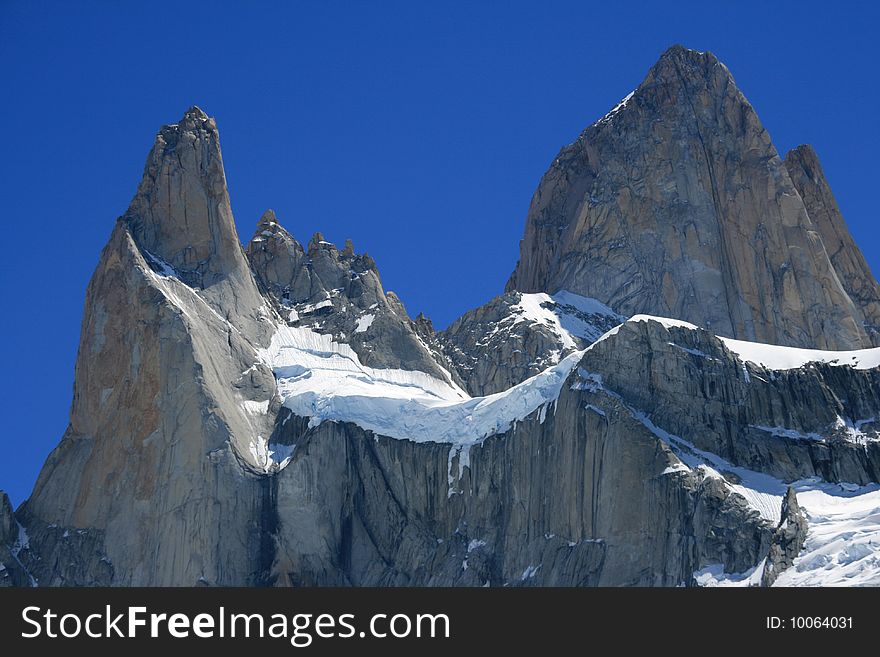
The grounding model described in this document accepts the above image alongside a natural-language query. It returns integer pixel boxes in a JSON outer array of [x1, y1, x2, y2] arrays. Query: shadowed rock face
[[506, 45, 877, 350], [259, 385, 772, 587], [579, 319, 880, 485], [4, 48, 880, 587], [0, 492, 30, 587]]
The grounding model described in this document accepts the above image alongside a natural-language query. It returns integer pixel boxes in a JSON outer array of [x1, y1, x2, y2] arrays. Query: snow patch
[[751, 425, 824, 443], [773, 481, 880, 586], [668, 342, 711, 359], [520, 564, 541, 580], [661, 463, 689, 475], [834, 416, 878, 445], [298, 299, 333, 315], [696, 480, 880, 587], [597, 90, 635, 124], [512, 291, 622, 351], [10, 523, 37, 586], [515, 293, 578, 350], [142, 249, 178, 278], [693, 562, 764, 587], [467, 539, 486, 553], [241, 400, 270, 416], [447, 444, 473, 497], [354, 313, 375, 333]]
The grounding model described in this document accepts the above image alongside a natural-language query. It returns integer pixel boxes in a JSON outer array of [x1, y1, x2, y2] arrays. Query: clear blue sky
[[1, 1, 878, 506]]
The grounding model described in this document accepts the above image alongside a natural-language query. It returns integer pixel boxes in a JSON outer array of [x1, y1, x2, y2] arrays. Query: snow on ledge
[[623, 315, 880, 371], [260, 325, 583, 446], [718, 336, 880, 371], [258, 308, 879, 455]]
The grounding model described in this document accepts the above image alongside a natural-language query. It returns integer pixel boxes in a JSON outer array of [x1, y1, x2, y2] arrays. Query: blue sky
[[1, 0, 878, 505]]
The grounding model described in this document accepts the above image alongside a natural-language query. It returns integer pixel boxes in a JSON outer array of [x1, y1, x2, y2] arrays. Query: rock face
[[259, 387, 772, 586], [761, 487, 808, 587], [784, 145, 880, 344], [507, 45, 878, 350], [6, 48, 880, 588], [580, 319, 880, 485]]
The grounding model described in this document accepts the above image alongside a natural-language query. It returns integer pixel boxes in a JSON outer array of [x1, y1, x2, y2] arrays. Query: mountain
[[506, 45, 878, 351], [2, 46, 880, 588]]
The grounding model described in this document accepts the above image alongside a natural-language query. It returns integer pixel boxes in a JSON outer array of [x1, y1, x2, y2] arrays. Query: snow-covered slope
[[719, 337, 880, 371], [694, 479, 880, 587], [772, 483, 880, 586], [440, 290, 623, 396], [264, 312, 880, 456], [512, 291, 623, 348], [261, 325, 583, 448]]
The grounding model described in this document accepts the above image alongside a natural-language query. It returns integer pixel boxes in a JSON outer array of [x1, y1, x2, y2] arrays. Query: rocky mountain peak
[[651, 44, 726, 76], [257, 208, 279, 229], [242, 212, 462, 384], [122, 106, 248, 290], [179, 104, 210, 123], [506, 45, 877, 350], [786, 143, 817, 165], [414, 312, 434, 334], [308, 232, 331, 252], [248, 208, 299, 250]]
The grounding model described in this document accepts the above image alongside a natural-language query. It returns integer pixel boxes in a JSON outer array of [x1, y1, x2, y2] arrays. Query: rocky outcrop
[[0, 493, 15, 548], [760, 487, 808, 587], [579, 318, 880, 485], [784, 145, 880, 344], [0, 492, 29, 587], [507, 45, 876, 350], [441, 292, 567, 396], [440, 291, 621, 396], [246, 211, 464, 387]]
